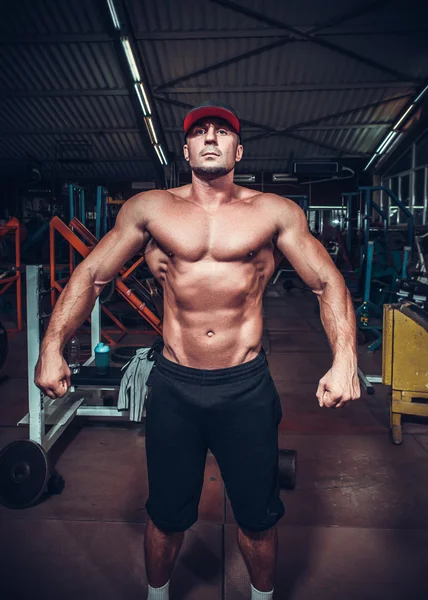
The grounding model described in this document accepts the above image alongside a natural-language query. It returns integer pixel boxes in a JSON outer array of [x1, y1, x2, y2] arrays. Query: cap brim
[[184, 106, 240, 136]]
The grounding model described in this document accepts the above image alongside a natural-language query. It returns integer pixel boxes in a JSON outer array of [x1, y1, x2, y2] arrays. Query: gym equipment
[[96, 186, 108, 239], [0, 440, 64, 509], [50, 216, 162, 345], [0, 218, 23, 336], [0, 265, 137, 508], [382, 302, 428, 445], [69, 184, 85, 224]]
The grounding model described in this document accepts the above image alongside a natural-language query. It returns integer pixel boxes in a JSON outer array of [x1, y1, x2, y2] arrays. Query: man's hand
[[34, 351, 71, 399], [316, 363, 360, 409]]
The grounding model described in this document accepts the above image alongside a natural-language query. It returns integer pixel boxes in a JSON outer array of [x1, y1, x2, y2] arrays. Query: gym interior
[[1, 1, 428, 598]]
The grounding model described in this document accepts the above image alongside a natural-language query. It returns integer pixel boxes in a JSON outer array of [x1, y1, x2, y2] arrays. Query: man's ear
[[183, 144, 189, 161], [235, 144, 244, 163]]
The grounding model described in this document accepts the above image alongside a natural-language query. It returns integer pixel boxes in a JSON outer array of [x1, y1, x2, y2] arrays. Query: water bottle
[[360, 301, 369, 328], [94, 342, 110, 375], [67, 335, 80, 374]]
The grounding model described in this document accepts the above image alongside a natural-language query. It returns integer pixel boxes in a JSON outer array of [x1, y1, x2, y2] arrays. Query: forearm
[[317, 275, 357, 367], [41, 266, 103, 354]]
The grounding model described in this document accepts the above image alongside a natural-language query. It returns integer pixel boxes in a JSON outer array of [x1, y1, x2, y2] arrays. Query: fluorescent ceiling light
[[135, 82, 151, 116], [363, 153, 379, 171], [159, 145, 168, 166], [106, 0, 120, 30], [380, 131, 400, 155], [414, 84, 428, 104], [272, 173, 298, 182], [121, 37, 140, 81], [153, 145, 163, 164], [393, 104, 415, 131], [154, 144, 168, 166], [233, 174, 256, 183], [135, 83, 151, 116], [144, 117, 158, 144], [376, 130, 399, 155]]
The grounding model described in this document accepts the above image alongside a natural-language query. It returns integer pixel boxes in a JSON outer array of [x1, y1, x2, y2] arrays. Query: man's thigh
[[145, 370, 208, 532], [207, 370, 285, 531]]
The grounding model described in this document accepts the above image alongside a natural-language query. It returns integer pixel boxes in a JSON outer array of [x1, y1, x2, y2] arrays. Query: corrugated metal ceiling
[[0, 0, 427, 182]]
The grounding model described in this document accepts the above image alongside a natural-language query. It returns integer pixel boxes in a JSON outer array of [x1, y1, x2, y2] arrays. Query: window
[[400, 174, 410, 207], [414, 168, 426, 225], [389, 177, 399, 225]]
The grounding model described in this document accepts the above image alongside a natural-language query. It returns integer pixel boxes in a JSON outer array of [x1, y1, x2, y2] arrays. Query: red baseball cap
[[183, 101, 242, 140]]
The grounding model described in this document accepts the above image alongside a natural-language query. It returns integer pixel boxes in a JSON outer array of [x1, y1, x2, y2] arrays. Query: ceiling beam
[[1, 27, 427, 43], [0, 82, 415, 100], [138, 27, 428, 40], [0, 128, 141, 135], [309, 0, 391, 35], [154, 38, 295, 91], [210, 0, 418, 82], [0, 89, 129, 99], [243, 93, 412, 143], [158, 82, 416, 93]]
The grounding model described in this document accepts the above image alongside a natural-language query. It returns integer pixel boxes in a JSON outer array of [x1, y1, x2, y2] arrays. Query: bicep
[[75, 196, 150, 286], [275, 203, 341, 293]]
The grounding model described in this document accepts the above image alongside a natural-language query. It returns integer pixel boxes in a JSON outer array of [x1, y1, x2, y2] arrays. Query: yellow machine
[[382, 302, 428, 444]]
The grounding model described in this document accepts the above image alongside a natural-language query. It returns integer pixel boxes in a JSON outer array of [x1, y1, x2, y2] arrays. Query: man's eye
[[219, 130, 227, 135], [195, 129, 205, 135]]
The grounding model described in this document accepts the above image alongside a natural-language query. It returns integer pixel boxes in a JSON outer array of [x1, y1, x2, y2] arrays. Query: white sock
[[147, 580, 170, 599], [251, 583, 274, 600]]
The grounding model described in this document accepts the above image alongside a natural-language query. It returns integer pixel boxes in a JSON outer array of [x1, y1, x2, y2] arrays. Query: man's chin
[[191, 165, 234, 179]]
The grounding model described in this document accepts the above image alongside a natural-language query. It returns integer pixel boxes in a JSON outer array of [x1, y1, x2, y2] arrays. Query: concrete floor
[[1, 281, 428, 599]]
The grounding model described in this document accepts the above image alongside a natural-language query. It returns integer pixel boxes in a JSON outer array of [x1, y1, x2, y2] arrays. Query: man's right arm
[[35, 192, 153, 397]]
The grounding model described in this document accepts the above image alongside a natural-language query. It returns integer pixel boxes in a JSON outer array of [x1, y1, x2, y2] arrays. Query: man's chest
[[147, 201, 278, 262]]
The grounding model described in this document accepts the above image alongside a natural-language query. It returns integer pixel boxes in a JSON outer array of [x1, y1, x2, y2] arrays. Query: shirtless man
[[35, 101, 360, 600]]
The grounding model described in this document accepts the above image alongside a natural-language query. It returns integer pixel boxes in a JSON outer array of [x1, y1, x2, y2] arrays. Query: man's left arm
[[273, 196, 360, 408]]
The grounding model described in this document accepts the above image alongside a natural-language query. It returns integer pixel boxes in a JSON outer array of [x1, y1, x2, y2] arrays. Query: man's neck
[[189, 172, 236, 210]]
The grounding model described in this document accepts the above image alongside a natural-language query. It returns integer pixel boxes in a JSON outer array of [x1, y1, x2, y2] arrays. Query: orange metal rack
[[49, 216, 162, 346], [0, 217, 23, 338]]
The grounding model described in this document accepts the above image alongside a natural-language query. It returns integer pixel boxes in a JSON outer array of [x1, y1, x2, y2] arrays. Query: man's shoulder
[[250, 191, 301, 213], [124, 188, 180, 212]]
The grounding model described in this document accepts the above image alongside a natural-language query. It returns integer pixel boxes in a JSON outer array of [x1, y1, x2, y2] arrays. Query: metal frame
[[20, 266, 130, 452], [49, 216, 162, 344], [207, 1, 415, 83], [380, 137, 428, 226], [0, 217, 23, 337], [96, 186, 108, 239]]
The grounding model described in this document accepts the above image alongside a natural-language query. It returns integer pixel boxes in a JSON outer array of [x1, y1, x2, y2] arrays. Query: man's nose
[[205, 126, 217, 143]]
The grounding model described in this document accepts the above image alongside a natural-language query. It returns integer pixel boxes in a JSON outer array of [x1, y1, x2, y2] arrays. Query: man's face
[[183, 118, 244, 179]]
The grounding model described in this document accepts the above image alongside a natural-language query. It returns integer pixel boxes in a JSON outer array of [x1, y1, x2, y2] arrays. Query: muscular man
[[35, 101, 360, 600]]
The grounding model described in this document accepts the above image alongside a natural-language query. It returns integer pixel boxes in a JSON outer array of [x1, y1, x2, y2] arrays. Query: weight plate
[[0, 440, 49, 509], [278, 449, 297, 490], [111, 345, 140, 364], [0, 320, 8, 372]]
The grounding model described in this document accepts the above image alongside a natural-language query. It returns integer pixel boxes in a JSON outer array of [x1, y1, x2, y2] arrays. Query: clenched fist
[[316, 363, 360, 409], [34, 350, 71, 399]]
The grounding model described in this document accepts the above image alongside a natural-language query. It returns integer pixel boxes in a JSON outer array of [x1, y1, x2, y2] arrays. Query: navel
[[207, 331, 214, 337]]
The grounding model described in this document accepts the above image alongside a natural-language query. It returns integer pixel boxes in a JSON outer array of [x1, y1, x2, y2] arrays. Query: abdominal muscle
[[158, 259, 268, 369]]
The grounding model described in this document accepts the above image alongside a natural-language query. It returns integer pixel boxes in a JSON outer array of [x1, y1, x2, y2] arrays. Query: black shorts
[[144, 347, 285, 533]]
